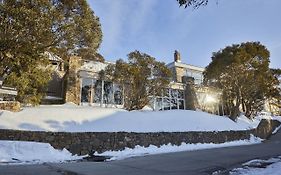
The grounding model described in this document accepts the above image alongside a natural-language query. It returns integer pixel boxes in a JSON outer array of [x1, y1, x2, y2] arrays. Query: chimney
[[174, 50, 181, 63]]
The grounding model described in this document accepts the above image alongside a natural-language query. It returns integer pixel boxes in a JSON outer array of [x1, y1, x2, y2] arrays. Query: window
[[185, 70, 203, 85], [81, 78, 123, 106], [150, 88, 185, 111], [178, 90, 184, 99], [113, 84, 123, 105], [186, 70, 192, 77], [93, 80, 102, 103], [178, 100, 184, 109], [81, 78, 92, 103], [103, 81, 113, 104]]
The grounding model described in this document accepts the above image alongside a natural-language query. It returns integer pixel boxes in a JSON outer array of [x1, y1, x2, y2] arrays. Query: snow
[[80, 60, 110, 73], [272, 125, 281, 134], [43, 96, 63, 100], [0, 140, 83, 165], [0, 104, 263, 132], [95, 135, 263, 161], [0, 136, 263, 165], [272, 115, 281, 122], [230, 156, 281, 175]]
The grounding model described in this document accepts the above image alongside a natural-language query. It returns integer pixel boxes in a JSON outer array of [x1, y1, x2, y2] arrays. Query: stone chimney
[[65, 56, 82, 105], [174, 50, 181, 63]]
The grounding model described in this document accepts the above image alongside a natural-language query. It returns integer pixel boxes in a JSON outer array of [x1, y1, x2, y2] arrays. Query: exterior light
[[205, 95, 217, 103]]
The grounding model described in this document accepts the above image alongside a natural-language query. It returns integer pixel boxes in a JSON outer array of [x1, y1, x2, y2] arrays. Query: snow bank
[[272, 125, 281, 134], [0, 136, 263, 165], [272, 115, 281, 122], [96, 135, 263, 161], [230, 156, 281, 175], [0, 104, 263, 132], [0, 140, 83, 165]]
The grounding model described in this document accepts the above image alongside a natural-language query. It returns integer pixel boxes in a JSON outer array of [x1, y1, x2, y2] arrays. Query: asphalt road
[[1, 130, 280, 175]]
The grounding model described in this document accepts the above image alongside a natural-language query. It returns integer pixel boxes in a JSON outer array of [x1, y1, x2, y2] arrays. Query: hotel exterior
[[1, 51, 279, 115], [56, 51, 222, 114]]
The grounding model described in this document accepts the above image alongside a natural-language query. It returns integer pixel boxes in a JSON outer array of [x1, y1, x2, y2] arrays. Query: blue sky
[[89, 0, 281, 68]]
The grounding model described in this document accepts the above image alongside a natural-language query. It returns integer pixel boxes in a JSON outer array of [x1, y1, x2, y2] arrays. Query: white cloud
[[127, 0, 157, 35], [91, 1, 126, 57], [91, 0, 159, 59]]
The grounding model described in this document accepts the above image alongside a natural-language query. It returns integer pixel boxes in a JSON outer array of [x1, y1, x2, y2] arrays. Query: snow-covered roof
[[80, 60, 113, 73]]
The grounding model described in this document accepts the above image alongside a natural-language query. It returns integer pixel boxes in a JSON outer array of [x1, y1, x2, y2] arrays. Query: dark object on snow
[[82, 155, 111, 162]]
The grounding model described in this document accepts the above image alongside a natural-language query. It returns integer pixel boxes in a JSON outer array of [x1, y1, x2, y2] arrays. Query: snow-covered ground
[[0, 103, 275, 132], [0, 135, 262, 165], [0, 140, 83, 165], [0, 104, 279, 165], [229, 156, 281, 175], [95, 135, 263, 161]]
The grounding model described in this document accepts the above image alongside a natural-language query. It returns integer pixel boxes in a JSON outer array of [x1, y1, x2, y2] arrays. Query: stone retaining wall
[[254, 119, 281, 139], [0, 119, 279, 155]]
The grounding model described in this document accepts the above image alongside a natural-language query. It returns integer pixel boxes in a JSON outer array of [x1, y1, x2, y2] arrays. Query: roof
[[80, 60, 113, 73]]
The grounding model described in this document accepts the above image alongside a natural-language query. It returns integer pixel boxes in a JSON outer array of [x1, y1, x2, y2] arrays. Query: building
[[41, 52, 66, 104], [62, 51, 222, 114], [62, 56, 124, 108], [0, 77, 20, 112], [0, 77, 18, 101], [79, 60, 123, 107], [167, 50, 204, 85], [165, 50, 222, 114]]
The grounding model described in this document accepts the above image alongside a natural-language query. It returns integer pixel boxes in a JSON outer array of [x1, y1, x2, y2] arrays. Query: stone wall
[[65, 56, 82, 105], [0, 101, 20, 112], [0, 119, 279, 155], [254, 119, 281, 139]]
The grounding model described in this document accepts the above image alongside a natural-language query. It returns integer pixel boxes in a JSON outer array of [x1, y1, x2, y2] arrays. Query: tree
[[105, 51, 172, 111], [0, 0, 102, 104], [50, 0, 103, 61], [204, 42, 281, 120], [177, 0, 208, 8]]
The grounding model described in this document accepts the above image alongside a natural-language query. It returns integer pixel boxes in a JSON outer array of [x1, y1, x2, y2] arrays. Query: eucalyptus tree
[[105, 51, 172, 111], [177, 0, 208, 8], [204, 42, 280, 120], [0, 0, 102, 104]]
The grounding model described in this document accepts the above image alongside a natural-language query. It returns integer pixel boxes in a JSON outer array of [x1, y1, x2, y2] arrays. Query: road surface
[[1, 130, 280, 175]]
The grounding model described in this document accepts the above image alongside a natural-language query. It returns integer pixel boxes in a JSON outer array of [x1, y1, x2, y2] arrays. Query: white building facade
[[63, 51, 222, 113]]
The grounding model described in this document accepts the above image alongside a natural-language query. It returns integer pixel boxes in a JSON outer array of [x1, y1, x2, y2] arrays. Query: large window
[[103, 81, 113, 104], [185, 70, 203, 85], [150, 88, 185, 110], [81, 78, 123, 106], [113, 84, 123, 105], [93, 80, 102, 103], [81, 78, 92, 103]]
